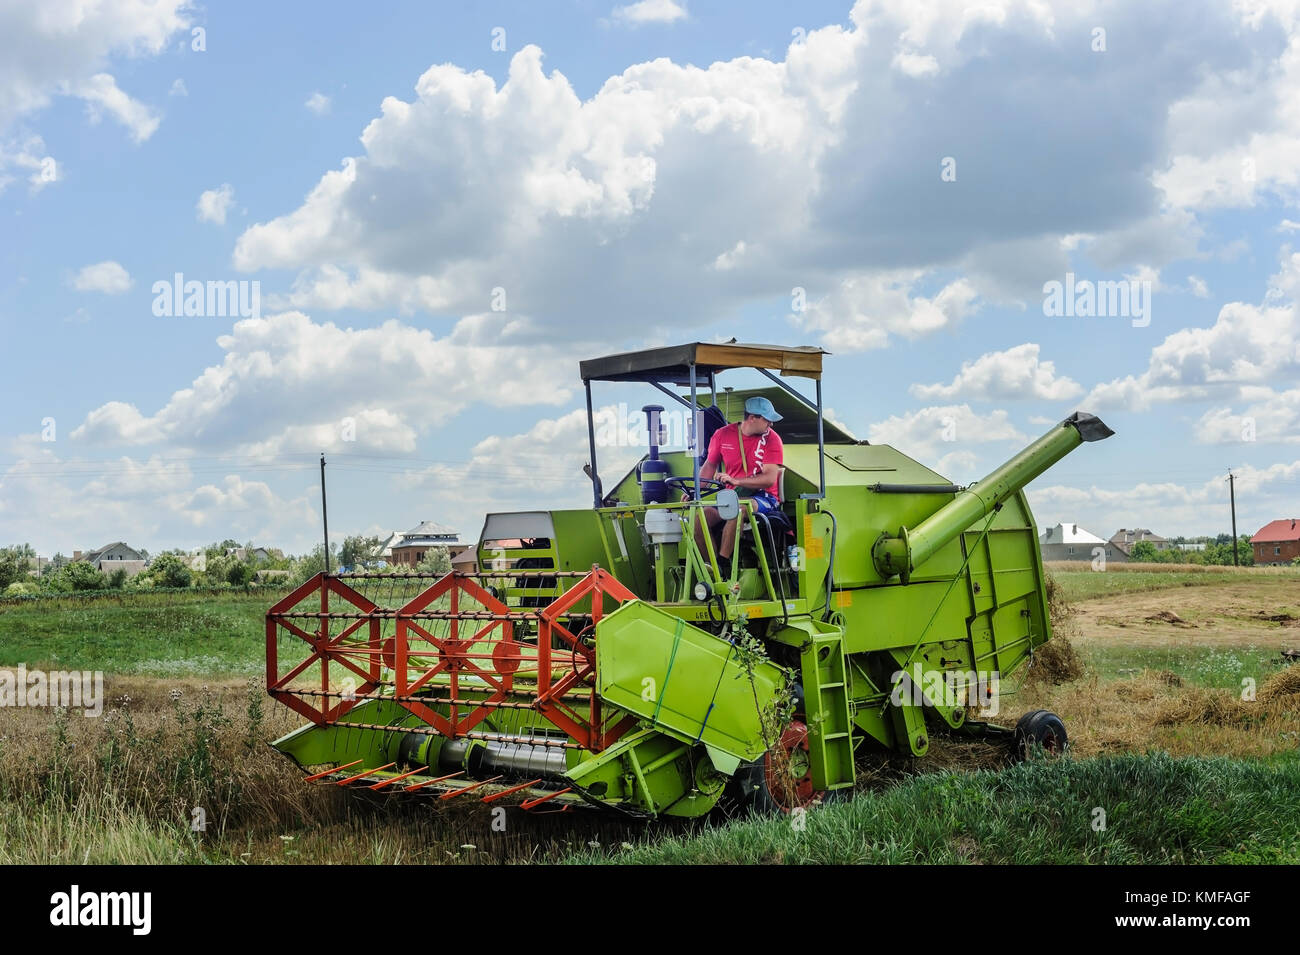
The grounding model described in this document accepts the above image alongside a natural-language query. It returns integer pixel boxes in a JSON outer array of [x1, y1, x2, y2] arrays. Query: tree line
[[1125, 535, 1265, 566], [1, 535, 457, 597]]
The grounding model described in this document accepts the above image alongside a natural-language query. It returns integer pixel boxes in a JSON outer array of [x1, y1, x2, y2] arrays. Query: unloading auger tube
[[872, 412, 1114, 583]]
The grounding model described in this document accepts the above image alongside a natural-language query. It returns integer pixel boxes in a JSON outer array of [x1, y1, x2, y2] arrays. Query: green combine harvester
[[267, 342, 1113, 817]]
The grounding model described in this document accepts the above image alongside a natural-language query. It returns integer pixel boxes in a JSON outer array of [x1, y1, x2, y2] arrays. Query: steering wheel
[[665, 476, 728, 496]]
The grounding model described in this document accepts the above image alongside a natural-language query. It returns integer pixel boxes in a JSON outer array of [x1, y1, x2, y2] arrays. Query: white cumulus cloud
[[911, 343, 1084, 402], [1084, 250, 1300, 412], [224, 1, 1283, 348], [196, 183, 235, 225], [74, 72, 160, 142], [0, 0, 189, 186], [868, 404, 1027, 461], [72, 260, 132, 294], [611, 0, 688, 26], [71, 310, 575, 455]]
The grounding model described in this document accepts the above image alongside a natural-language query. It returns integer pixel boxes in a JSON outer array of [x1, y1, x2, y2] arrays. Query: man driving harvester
[[693, 396, 784, 579]]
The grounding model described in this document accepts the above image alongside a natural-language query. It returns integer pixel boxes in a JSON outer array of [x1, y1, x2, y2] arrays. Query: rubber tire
[[723, 721, 853, 817], [1014, 709, 1067, 760], [723, 762, 852, 817]]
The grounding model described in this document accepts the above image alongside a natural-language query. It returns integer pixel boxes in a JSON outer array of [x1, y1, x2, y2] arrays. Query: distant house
[[1251, 519, 1300, 566], [373, 531, 405, 561], [1109, 528, 1170, 558], [227, 546, 279, 563], [1174, 542, 1207, 552], [1039, 523, 1115, 562], [73, 542, 147, 578], [389, 521, 472, 568], [450, 546, 478, 573]]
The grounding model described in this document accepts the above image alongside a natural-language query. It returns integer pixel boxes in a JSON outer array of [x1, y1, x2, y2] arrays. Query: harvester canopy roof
[[579, 341, 827, 384]]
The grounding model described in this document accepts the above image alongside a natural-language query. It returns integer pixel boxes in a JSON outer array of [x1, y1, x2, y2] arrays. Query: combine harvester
[[267, 342, 1113, 817]]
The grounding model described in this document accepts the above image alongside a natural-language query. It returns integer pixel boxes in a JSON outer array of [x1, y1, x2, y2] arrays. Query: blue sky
[[2, 0, 1299, 556]]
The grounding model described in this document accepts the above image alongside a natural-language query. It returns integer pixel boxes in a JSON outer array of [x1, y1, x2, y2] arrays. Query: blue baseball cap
[[744, 396, 783, 422]]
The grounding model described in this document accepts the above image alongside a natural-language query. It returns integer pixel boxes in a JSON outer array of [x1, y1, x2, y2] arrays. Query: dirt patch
[[1144, 610, 1194, 626], [1255, 611, 1298, 625], [1070, 578, 1300, 651]]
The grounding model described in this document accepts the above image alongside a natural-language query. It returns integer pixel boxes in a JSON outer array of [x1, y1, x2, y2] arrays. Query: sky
[[2, 0, 1300, 557]]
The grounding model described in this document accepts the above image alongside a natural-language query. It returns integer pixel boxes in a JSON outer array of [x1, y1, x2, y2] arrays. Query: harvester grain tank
[[266, 342, 1112, 816]]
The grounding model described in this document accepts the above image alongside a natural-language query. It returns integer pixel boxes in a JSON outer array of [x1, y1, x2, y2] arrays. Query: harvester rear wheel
[[1013, 709, 1067, 759]]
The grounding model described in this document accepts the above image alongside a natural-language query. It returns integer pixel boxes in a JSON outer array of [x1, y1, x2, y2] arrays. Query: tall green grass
[[566, 752, 1300, 864], [0, 591, 276, 675]]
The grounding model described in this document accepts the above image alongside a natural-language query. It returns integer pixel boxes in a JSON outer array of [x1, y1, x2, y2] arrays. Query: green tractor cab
[[267, 341, 1113, 817]]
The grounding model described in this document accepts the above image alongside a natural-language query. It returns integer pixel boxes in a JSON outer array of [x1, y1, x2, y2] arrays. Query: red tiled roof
[[1252, 519, 1300, 543]]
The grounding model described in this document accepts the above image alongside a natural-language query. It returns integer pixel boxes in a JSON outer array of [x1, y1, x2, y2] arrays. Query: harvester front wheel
[[1013, 709, 1067, 759], [725, 721, 849, 816]]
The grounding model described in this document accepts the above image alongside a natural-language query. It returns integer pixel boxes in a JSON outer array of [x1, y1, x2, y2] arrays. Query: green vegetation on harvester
[[0, 591, 273, 675], [566, 752, 1300, 865]]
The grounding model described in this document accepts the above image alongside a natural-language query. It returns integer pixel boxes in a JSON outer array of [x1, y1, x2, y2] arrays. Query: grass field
[[1046, 561, 1300, 602], [568, 752, 1300, 864], [1, 567, 1297, 864], [4, 566, 1293, 677], [0, 590, 271, 676]]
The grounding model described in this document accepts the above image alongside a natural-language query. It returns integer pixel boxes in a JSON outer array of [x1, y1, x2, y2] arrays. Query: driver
[[692, 396, 784, 578]]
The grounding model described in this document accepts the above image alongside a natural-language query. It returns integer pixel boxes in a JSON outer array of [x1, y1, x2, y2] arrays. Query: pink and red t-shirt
[[705, 423, 783, 497]]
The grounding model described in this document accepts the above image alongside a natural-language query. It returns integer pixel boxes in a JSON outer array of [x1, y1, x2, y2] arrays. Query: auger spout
[[872, 412, 1114, 583]]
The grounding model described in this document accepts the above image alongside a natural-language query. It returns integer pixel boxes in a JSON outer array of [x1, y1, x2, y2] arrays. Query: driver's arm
[[731, 462, 779, 489], [700, 459, 719, 481]]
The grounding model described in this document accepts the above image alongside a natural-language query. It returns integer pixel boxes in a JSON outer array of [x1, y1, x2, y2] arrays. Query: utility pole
[[318, 454, 330, 574], [1228, 470, 1238, 567]]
